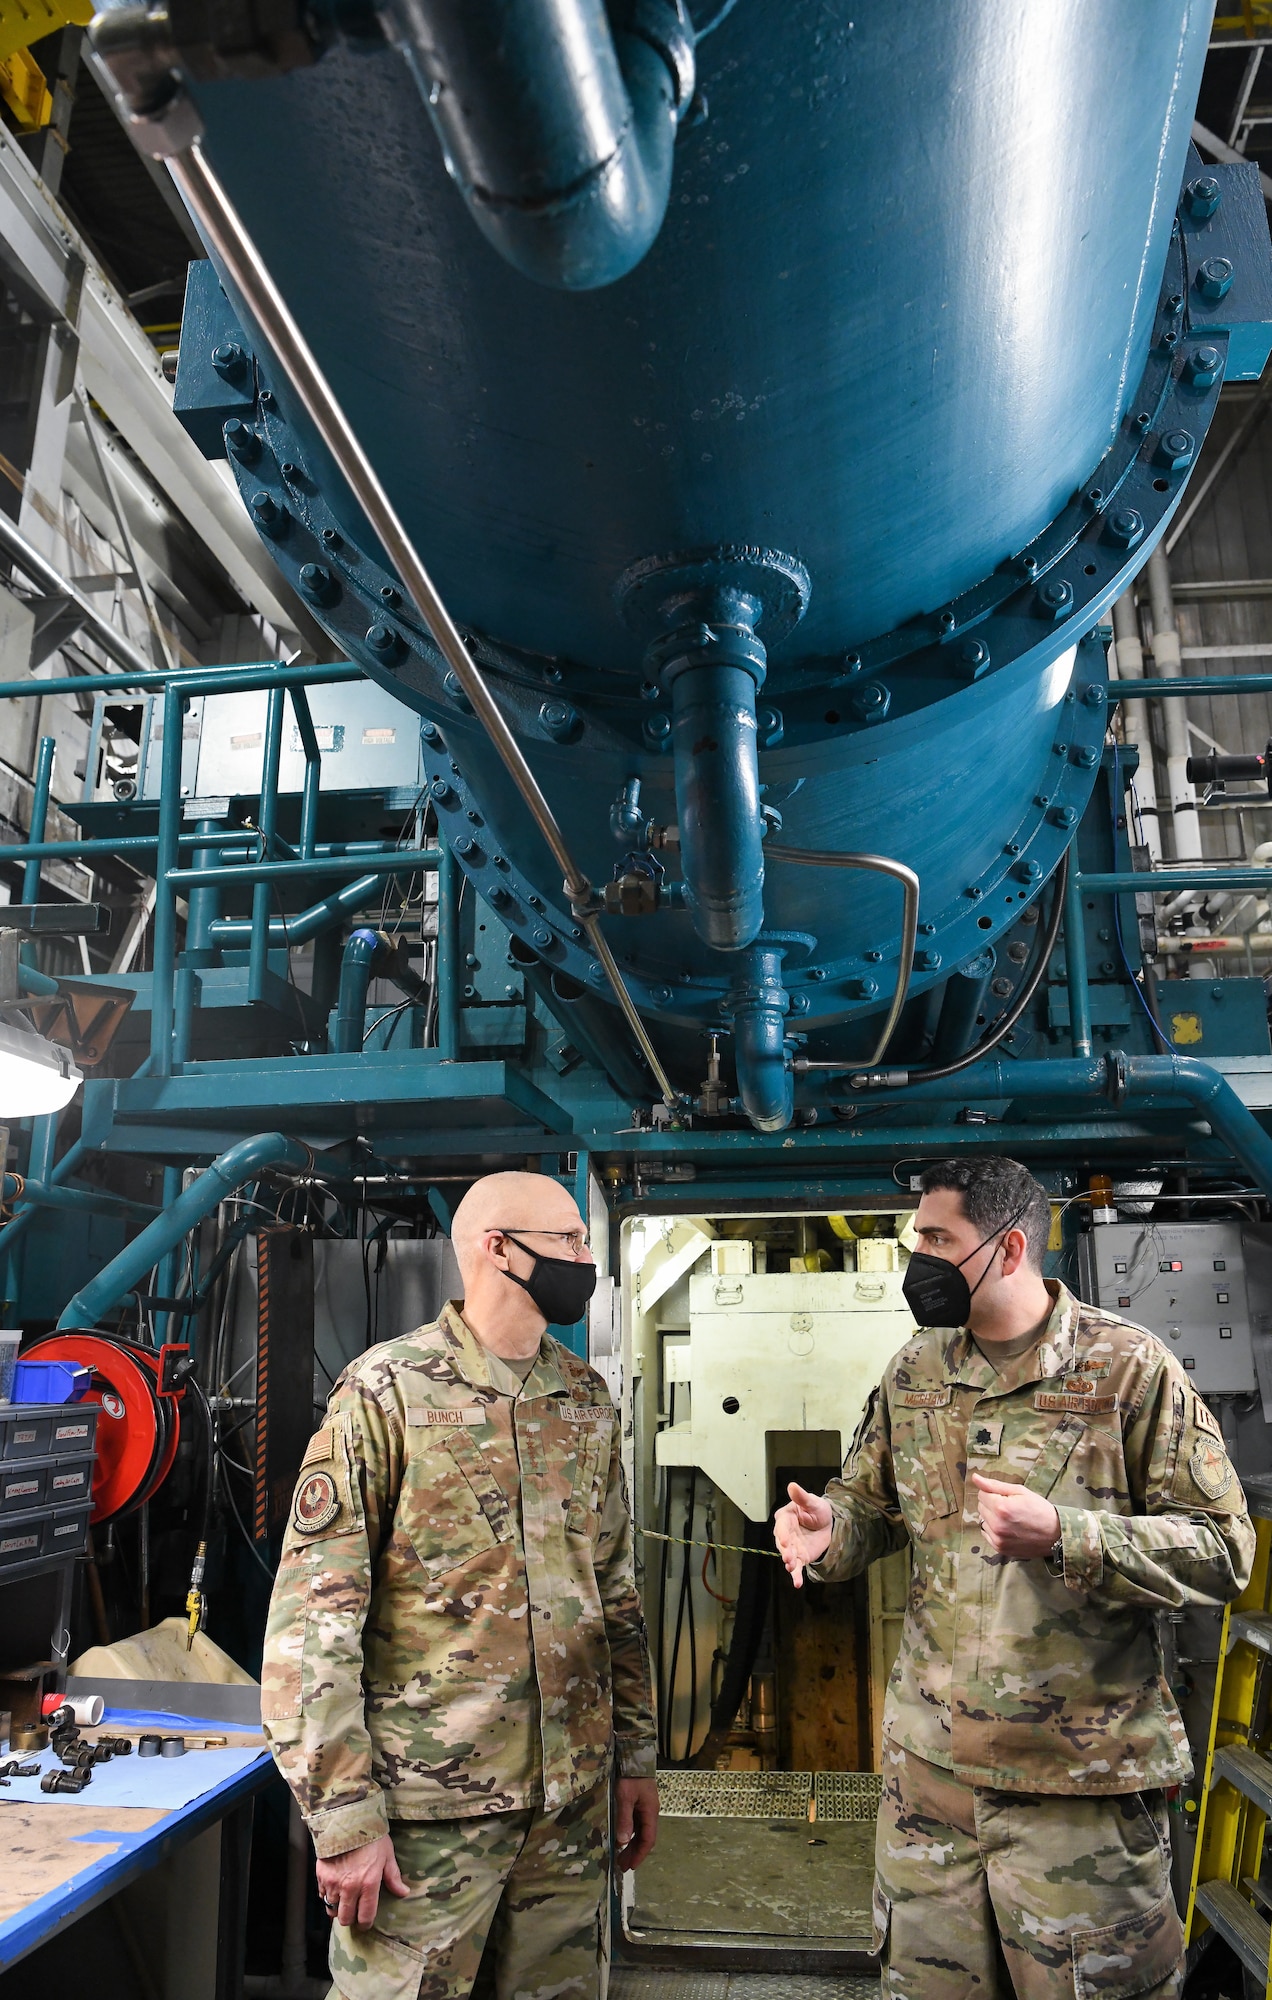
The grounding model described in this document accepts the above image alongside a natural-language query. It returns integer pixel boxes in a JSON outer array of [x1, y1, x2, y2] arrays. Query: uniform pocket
[[329, 1919, 425, 2000], [565, 1424, 608, 1538], [895, 1412, 956, 1536], [398, 1430, 511, 1580], [1070, 1888, 1183, 1998]]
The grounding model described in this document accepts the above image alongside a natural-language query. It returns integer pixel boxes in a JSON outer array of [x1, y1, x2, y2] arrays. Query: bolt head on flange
[[1197, 256, 1235, 302]]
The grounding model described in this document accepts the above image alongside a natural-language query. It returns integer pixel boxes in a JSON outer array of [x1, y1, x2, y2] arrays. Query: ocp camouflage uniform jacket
[[260, 1303, 656, 1858], [808, 1281, 1254, 1793]]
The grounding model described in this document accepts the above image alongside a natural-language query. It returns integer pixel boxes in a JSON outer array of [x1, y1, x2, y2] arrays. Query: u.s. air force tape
[[293, 1469, 341, 1534]]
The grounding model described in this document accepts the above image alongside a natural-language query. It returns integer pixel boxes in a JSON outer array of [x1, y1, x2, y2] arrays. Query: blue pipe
[[727, 944, 792, 1134], [666, 653, 766, 952], [150, 683, 184, 1076], [1063, 861, 1092, 1060], [208, 872, 387, 947], [20, 735, 54, 910], [291, 686, 321, 860], [381, 0, 695, 290], [878, 1054, 1272, 1199], [333, 928, 382, 1054], [57, 1131, 312, 1329], [174, 818, 225, 1066], [249, 686, 285, 1005]]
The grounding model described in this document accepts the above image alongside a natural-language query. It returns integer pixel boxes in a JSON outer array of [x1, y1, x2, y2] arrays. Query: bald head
[[451, 1171, 585, 1287]]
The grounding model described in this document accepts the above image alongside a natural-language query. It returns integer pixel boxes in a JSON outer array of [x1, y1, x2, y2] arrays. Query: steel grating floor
[[657, 1770, 814, 1819], [814, 1772, 883, 1823]]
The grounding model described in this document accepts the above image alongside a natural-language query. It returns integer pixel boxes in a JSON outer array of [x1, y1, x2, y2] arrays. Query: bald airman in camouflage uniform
[[261, 1172, 657, 2000], [776, 1157, 1254, 2000]]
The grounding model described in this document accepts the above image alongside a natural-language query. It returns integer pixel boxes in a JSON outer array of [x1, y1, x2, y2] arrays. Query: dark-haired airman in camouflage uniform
[[261, 1301, 655, 2000], [806, 1281, 1253, 1999]]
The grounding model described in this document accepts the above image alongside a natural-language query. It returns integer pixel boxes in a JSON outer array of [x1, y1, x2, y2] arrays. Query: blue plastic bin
[[11, 1359, 92, 1406]]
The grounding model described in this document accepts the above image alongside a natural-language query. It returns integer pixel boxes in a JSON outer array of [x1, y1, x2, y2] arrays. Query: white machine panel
[[1078, 1220, 1257, 1395], [656, 1266, 915, 1521]]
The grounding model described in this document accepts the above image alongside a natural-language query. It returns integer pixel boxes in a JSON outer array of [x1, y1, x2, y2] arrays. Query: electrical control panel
[[1077, 1220, 1257, 1395]]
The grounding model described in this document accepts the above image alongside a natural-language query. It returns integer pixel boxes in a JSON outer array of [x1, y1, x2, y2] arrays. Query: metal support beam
[[0, 126, 317, 651]]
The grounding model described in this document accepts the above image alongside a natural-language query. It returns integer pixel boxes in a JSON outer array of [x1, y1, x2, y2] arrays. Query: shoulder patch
[[1192, 1395, 1223, 1441], [301, 1426, 333, 1469], [293, 1468, 341, 1534], [1189, 1437, 1234, 1502]]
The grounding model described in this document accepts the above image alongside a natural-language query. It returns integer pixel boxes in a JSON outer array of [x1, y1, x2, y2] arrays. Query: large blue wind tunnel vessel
[[96, 0, 1272, 1129]]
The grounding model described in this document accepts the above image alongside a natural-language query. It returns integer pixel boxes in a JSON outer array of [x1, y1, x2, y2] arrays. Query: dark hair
[[916, 1157, 1051, 1271]]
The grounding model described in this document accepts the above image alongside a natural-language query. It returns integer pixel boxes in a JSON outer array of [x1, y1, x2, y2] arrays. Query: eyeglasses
[[493, 1226, 590, 1256]]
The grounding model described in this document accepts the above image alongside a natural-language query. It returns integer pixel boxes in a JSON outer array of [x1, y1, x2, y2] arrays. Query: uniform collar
[[438, 1300, 568, 1399], [941, 1281, 1082, 1395]]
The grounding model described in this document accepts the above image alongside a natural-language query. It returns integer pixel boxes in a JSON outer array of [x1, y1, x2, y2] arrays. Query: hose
[[687, 1518, 775, 1770], [794, 851, 1068, 1088]]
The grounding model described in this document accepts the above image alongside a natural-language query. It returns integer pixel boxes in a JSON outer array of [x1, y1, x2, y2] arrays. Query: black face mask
[[501, 1234, 598, 1326], [901, 1204, 1030, 1329]]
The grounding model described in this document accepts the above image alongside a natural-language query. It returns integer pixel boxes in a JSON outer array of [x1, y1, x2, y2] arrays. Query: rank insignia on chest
[[294, 1469, 341, 1535], [968, 1419, 1003, 1456], [1189, 1437, 1234, 1501]]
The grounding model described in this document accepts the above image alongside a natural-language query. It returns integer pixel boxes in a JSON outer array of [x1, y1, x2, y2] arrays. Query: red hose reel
[[22, 1333, 190, 1525]]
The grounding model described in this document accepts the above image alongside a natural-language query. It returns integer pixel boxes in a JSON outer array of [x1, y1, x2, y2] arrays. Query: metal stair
[[1186, 1510, 1272, 1992]]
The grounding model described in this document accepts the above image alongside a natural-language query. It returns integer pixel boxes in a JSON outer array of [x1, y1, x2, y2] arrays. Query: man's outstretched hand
[[773, 1482, 834, 1588], [970, 1471, 1060, 1560]]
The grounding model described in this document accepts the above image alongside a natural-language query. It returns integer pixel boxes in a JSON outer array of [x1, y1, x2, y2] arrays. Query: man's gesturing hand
[[615, 1776, 659, 1872], [773, 1482, 834, 1589], [316, 1832, 409, 1931], [970, 1472, 1060, 1561]]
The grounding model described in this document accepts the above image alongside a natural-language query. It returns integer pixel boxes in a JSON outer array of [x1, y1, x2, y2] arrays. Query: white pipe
[[1111, 588, 1163, 862], [1146, 546, 1202, 863]]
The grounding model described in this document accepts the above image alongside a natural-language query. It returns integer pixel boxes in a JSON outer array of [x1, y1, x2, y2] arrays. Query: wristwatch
[[1045, 1533, 1064, 1577]]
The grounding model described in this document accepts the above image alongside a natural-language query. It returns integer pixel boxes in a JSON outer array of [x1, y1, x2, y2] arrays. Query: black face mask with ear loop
[[500, 1234, 598, 1326], [901, 1202, 1031, 1329]]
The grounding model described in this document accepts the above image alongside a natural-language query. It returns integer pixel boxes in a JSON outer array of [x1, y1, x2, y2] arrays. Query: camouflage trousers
[[874, 1740, 1184, 1999], [328, 1783, 609, 2000]]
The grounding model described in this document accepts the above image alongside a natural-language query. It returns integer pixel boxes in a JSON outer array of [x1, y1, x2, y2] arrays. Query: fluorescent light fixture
[[0, 1020, 81, 1116]]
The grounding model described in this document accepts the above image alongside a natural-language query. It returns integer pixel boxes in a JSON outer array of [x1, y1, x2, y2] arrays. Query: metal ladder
[[1186, 1490, 1272, 1991]]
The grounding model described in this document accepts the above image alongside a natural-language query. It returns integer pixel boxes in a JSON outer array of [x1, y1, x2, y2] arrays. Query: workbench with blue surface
[[0, 1694, 275, 2000]]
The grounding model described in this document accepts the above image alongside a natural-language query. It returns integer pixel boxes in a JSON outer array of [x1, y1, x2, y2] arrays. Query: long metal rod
[[167, 142, 676, 1106], [765, 846, 920, 1066], [0, 508, 155, 680]]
